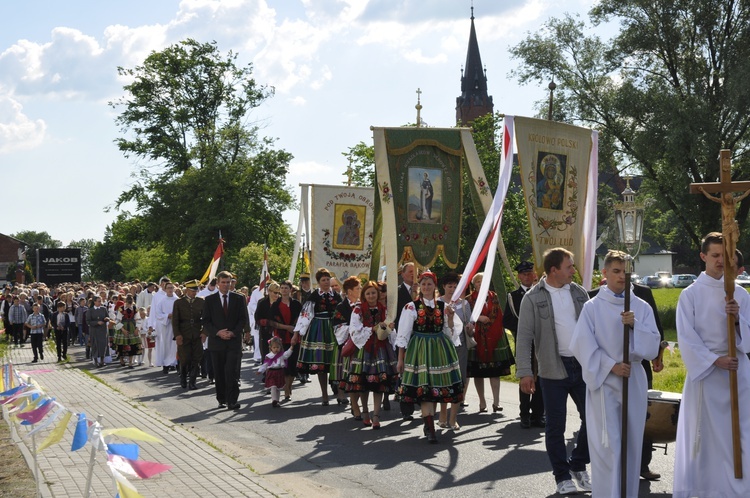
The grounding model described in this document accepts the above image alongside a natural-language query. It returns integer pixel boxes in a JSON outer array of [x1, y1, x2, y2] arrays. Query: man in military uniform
[[504, 261, 545, 429], [172, 279, 205, 390], [295, 272, 312, 303]]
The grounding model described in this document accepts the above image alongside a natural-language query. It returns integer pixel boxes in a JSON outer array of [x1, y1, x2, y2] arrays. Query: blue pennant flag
[[107, 443, 140, 460], [0, 385, 25, 397], [71, 413, 88, 451]]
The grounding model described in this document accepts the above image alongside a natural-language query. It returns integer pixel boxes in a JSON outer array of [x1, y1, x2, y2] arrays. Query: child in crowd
[[257, 337, 294, 407], [75, 297, 88, 348], [25, 304, 47, 363], [136, 307, 154, 367]]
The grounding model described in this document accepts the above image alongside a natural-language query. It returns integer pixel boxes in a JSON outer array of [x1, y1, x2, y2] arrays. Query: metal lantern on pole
[[611, 175, 648, 498]]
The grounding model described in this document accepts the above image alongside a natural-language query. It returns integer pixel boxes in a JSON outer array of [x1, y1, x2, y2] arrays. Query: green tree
[[343, 142, 375, 187], [11, 231, 62, 251], [110, 39, 295, 275], [510, 2, 750, 262], [89, 213, 148, 281], [119, 245, 191, 282], [67, 238, 97, 280], [231, 242, 292, 288]]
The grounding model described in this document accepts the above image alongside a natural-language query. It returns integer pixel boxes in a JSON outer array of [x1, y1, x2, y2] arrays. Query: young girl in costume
[[257, 337, 294, 407]]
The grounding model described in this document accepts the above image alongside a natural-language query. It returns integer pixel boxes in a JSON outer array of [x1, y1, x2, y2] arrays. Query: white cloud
[[0, 95, 46, 153], [289, 95, 307, 106]]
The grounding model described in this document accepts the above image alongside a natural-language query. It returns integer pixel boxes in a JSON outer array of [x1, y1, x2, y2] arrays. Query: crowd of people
[[1, 232, 748, 497]]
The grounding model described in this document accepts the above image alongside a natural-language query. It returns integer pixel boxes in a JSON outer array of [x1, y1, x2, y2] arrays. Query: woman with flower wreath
[[293, 268, 343, 405], [343, 280, 397, 430], [467, 272, 515, 413], [396, 270, 464, 443]]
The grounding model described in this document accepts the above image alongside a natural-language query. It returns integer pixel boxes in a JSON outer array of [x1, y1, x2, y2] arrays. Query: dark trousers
[[520, 342, 545, 420], [54, 328, 68, 359], [11, 323, 24, 345], [30, 333, 44, 360], [259, 326, 273, 358], [210, 349, 242, 405], [540, 356, 590, 483], [201, 350, 213, 379], [178, 338, 203, 379], [641, 358, 654, 470], [519, 377, 545, 420]]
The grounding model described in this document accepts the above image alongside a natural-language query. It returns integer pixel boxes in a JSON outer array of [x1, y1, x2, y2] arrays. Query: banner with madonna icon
[[515, 116, 598, 288], [309, 184, 375, 280]]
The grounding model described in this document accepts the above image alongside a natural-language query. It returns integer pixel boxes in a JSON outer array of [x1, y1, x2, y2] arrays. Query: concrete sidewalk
[[4, 340, 288, 497]]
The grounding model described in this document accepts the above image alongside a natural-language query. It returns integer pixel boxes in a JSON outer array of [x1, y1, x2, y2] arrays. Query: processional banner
[[515, 116, 598, 289], [310, 184, 375, 280], [372, 128, 464, 269]]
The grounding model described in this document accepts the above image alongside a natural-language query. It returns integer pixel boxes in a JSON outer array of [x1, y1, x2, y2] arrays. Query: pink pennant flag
[[108, 454, 172, 479], [17, 400, 54, 424]]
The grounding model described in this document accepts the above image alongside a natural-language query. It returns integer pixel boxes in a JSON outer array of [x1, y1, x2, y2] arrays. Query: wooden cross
[[689, 149, 750, 478]]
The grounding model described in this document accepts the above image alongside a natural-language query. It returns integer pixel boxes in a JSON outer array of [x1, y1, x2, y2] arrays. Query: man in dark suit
[[504, 261, 545, 428], [395, 262, 416, 420], [589, 276, 665, 480], [202, 270, 249, 410]]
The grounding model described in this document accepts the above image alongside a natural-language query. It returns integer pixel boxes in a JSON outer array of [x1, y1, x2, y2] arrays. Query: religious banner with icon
[[372, 127, 464, 269], [515, 116, 598, 287], [309, 184, 375, 280]]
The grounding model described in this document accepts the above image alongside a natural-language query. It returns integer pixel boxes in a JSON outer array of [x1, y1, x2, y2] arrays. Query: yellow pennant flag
[[101, 428, 162, 443], [111, 468, 145, 498], [36, 411, 72, 453]]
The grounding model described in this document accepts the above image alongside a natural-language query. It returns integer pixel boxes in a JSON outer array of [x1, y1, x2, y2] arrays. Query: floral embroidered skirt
[[467, 327, 515, 378], [297, 317, 336, 374], [113, 320, 141, 356], [343, 337, 397, 393], [397, 331, 464, 403]]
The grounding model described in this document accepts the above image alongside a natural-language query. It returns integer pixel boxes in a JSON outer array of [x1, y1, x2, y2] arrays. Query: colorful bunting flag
[[26, 406, 64, 436], [107, 443, 140, 460], [108, 454, 172, 479], [18, 399, 54, 424], [102, 428, 162, 443], [71, 413, 88, 451], [111, 468, 145, 498], [36, 411, 72, 453], [0, 384, 26, 397], [200, 237, 224, 284]]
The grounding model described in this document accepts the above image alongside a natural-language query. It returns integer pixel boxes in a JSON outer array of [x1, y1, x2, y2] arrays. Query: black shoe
[[218, 402, 227, 409], [188, 382, 197, 390], [31, 359, 38, 363], [531, 416, 546, 428], [640, 469, 661, 480], [520, 416, 531, 429], [228, 403, 240, 411], [180, 379, 188, 388], [403, 415, 414, 421], [162, 367, 170, 374]]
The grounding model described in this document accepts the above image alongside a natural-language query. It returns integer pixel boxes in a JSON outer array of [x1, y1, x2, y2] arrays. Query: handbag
[[465, 333, 477, 349], [341, 337, 358, 357]]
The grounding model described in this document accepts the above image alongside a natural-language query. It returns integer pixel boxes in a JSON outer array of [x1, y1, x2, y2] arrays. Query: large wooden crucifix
[[689, 149, 750, 478]]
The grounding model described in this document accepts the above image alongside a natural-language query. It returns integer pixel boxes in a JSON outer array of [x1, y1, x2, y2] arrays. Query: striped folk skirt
[[343, 336, 397, 393], [397, 331, 464, 403], [297, 317, 336, 374]]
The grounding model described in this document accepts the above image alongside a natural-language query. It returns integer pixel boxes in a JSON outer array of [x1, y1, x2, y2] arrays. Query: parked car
[[737, 272, 750, 288], [671, 274, 697, 288], [642, 276, 663, 289], [656, 271, 673, 288]]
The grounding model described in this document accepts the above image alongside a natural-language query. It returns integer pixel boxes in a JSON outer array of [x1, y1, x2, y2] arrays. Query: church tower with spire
[[455, 6, 494, 125]]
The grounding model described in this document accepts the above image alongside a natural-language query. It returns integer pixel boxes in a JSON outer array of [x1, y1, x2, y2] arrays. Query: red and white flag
[[200, 237, 224, 284]]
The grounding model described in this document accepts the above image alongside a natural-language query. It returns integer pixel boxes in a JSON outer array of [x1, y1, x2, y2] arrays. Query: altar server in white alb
[[570, 250, 660, 498], [154, 281, 179, 373], [673, 232, 750, 498]]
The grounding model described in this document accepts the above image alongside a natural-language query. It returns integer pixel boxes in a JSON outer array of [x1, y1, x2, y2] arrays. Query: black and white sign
[[38, 248, 82, 284]]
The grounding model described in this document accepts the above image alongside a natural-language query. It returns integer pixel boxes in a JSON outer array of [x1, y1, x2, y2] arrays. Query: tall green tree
[[11, 231, 62, 251], [110, 39, 294, 275], [67, 238, 97, 280], [510, 1, 750, 260]]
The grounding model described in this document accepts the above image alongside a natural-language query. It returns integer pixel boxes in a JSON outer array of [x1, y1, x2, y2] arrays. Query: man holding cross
[[673, 232, 750, 497]]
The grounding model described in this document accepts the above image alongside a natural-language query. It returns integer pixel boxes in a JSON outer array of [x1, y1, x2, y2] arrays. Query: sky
[[0, 0, 597, 247]]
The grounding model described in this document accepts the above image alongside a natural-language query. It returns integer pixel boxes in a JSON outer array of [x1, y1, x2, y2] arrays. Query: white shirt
[[546, 284, 577, 356]]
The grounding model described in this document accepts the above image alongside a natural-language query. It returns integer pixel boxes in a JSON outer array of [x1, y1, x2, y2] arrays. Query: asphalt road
[[75, 349, 676, 497]]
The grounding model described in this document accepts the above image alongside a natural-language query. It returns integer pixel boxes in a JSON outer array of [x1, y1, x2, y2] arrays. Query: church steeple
[[455, 7, 494, 125]]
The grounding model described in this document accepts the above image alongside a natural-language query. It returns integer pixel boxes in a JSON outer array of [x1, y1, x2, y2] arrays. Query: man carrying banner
[[504, 261, 544, 429], [516, 248, 591, 495]]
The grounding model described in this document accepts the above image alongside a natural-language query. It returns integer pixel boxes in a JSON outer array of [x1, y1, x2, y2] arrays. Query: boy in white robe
[[571, 250, 660, 497], [673, 232, 750, 498], [154, 282, 179, 371]]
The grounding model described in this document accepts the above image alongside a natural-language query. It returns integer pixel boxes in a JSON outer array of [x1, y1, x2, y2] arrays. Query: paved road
[[81, 348, 677, 497]]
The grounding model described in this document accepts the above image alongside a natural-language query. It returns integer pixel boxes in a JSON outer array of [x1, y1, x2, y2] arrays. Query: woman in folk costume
[[396, 270, 464, 443], [343, 280, 397, 430], [332, 277, 361, 411], [293, 268, 343, 405], [113, 295, 141, 368], [467, 272, 515, 413]]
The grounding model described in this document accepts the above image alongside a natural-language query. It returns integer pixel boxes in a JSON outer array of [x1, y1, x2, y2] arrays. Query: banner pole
[[84, 414, 104, 498]]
